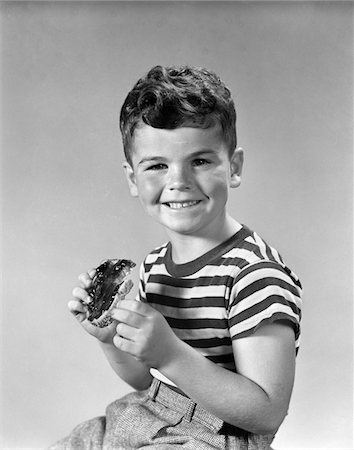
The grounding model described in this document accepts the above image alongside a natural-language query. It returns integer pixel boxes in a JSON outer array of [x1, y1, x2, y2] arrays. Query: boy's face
[[123, 124, 243, 239]]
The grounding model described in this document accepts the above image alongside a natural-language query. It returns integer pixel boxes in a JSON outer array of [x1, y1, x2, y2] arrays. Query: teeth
[[167, 201, 199, 209]]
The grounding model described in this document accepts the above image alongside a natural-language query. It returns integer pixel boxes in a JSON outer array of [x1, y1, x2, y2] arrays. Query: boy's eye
[[146, 163, 167, 171], [192, 158, 210, 167]]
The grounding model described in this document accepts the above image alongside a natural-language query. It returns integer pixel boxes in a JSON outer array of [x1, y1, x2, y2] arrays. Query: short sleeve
[[228, 260, 302, 351]]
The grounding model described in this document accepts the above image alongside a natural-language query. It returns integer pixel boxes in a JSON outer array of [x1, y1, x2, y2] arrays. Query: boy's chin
[[161, 221, 207, 237]]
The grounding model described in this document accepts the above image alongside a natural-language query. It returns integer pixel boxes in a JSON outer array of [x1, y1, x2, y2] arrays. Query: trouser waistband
[[147, 378, 249, 437]]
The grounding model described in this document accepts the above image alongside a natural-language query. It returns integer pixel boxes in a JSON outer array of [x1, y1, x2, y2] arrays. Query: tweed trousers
[[49, 379, 275, 449]]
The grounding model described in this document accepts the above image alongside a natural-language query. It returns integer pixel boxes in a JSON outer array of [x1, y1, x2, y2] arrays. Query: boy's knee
[[50, 416, 106, 450]]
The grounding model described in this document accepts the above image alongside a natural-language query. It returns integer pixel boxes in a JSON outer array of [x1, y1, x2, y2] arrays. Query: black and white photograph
[[1, 1, 353, 449]]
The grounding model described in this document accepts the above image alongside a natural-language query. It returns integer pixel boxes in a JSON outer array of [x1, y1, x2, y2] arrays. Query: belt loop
[[184, 399, 197, 422], [150, 378, 161, 401]]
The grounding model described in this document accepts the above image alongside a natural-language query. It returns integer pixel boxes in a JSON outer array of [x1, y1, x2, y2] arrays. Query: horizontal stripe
[[150, 304, 228, 320], [205, 352, 235, 364], [163, 263, 241, 279], [231, 313, 301, 343], [235, 260, 302, 289], [143, 250, 168, 272], [166, 317, 229, 330], [232, 265, 300, 297], [221, 248, 262, 265], [148, 294, 226, 308], [147, 273, 234, 288], [235, 276, 301, 304], [229, 293, 300, 327], [223, 361, 237, 371], [184, 336, 231, 348], [148, 263, 172, 276], [147, 280, 230, 298], [230, 284, 301, 319], [229, 303, 300, 339], [172, 327, 230, 340], [217, 257, 251, 270]]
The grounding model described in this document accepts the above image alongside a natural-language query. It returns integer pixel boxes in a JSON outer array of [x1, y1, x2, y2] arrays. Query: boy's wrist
[[156, 337, 190, 378], [99, 340, 132, 364]]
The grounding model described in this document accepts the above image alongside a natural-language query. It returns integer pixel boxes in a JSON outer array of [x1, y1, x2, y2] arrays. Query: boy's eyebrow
[[190, 148, 220, 157], [137, 156, 166, 166], [138, 149, 219, 165]]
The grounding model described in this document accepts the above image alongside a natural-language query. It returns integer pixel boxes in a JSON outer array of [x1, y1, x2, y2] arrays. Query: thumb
[[68, 300, 88, 323], [116, 279, 134, 300]]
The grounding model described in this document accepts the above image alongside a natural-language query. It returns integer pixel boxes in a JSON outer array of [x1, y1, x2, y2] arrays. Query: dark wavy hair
[[119, 65, 237, 164]]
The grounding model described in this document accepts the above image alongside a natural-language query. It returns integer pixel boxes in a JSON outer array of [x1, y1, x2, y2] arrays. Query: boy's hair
[[120, 65, 237, 164]]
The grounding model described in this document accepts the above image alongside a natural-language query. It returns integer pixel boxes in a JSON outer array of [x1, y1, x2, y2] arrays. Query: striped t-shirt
[[138, 225, 302, 378]]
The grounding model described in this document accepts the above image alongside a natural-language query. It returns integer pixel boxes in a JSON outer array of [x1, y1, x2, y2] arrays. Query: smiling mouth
[[164, 200, 201, 209]]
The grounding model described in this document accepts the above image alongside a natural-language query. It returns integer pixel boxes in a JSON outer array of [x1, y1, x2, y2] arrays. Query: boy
[[52, 65, 302, 449]]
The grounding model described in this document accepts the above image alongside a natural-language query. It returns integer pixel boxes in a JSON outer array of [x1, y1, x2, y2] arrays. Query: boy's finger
[[72, 286, 92, 304], [78, 272, 94, 288], [68, 299, 87, 313], [111, 307, 143, 327], [117, 279, 134, 299], [114, 299, 149, 316], [89, 268, 96, 278], [68, 300, 88, 321]]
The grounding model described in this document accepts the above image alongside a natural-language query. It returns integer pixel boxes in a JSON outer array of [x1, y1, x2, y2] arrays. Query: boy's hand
[[68, 269, 126, 344], [111, 300, 181, 369]]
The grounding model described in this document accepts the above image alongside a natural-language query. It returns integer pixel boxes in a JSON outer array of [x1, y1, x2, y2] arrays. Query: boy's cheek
[[137, 179, 161, 198]]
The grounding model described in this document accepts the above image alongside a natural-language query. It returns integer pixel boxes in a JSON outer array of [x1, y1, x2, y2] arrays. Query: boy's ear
[[123, 162, 139, 197], [230, 147, 244, 188]]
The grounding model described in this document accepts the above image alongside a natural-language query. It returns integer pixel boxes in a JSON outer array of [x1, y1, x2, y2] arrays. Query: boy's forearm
[[99, 342, 153, 391], [159, 339, 285, 435]]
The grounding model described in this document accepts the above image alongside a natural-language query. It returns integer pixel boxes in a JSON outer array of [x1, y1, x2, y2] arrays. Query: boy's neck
[[167, 216, 242, 265]]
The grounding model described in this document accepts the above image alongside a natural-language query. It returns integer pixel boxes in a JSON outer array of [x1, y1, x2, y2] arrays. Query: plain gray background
[[1, 1, 353, 449]]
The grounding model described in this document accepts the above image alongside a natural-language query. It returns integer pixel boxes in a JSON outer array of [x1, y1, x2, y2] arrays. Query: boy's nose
[[167, 167, 192, 190]]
